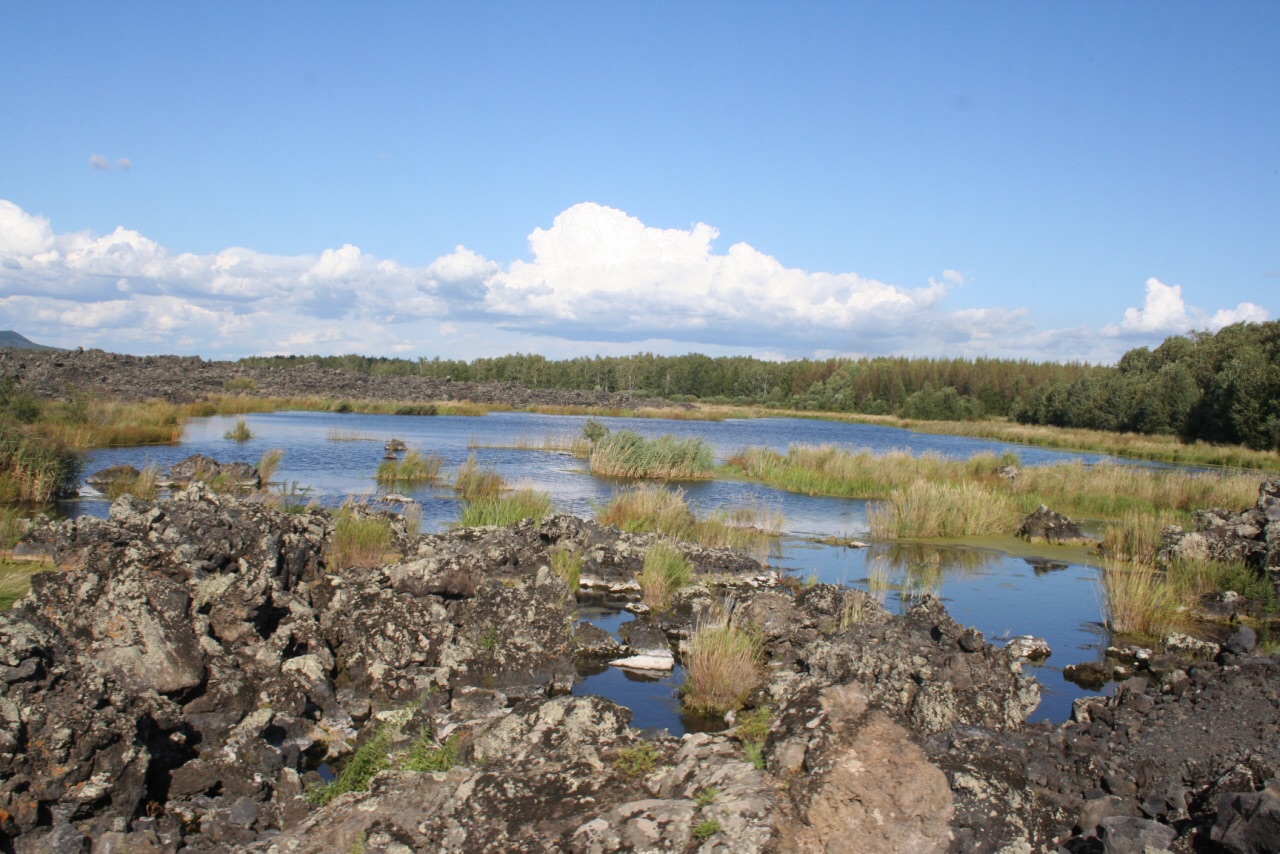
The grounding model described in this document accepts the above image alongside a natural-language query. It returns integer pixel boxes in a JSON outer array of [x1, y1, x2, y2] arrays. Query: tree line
[[239, 320, 1280, 450]]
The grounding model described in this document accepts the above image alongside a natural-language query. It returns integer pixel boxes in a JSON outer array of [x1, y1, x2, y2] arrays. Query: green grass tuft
[[375, 450, 443, 486], [329, 505, 394, 569], [681, 624, 764, 715], [589, 430, 714, 479], [458, 487, 552, 527], [637, 541, 692, 610]]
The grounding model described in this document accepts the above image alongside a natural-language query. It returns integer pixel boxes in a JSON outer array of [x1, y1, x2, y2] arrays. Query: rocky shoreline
[[0, 349, 681, 411], [1, 489, 1277, 852]]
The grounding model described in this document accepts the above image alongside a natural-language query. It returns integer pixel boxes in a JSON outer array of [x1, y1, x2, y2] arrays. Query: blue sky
[[1, 2, 1276, 363]]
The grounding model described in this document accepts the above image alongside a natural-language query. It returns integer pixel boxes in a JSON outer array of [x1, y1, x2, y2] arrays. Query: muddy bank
[[0, 348, 683, 411], [1, 491, 1278, 852]]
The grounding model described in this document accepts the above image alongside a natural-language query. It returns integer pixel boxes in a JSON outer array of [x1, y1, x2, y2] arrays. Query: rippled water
[[68, 409, 1128, 726]]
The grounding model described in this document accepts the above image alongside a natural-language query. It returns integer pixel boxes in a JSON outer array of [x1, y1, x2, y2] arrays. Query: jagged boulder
[[1017, 504, 1091, 545]]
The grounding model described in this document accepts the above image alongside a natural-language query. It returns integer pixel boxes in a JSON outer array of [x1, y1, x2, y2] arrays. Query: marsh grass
[[402, 502, 423, 538], [105, 464, 160, 500], [681, 620, 764, 715], [224, 418, 253, 442], [1100, 511, 1179, 566], [868, 480, 1015, 538], [326, 428, 380, 442], [590, 430, 714, 479], [467, 434, 592, 457], [596, 484, 782, 557], [458, 487, 552, 527], [638, 541, 693, 610], [376, 450, 444, 486], [329, 505, 395, 569], [257, 448, 283, 485], [0, 425, 81, 503], [1099, 559, 1185, 640], [452, 454, 505, 500]]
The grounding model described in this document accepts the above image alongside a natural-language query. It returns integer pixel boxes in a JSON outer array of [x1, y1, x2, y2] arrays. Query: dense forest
[[240, 320, 1280, 450]]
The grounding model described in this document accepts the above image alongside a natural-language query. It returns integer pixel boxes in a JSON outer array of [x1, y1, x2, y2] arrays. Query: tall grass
[[1099, 559, 1184, 640], [868, 480, 1016, 538], [637, 541, 693, 610], [681, 620, 764, 714], [376, 450, 443, 486], [457, 487, 552, 527], [402, 502, 423, 538], [596, 484, 782, 557], [224, 418, 253, 442], [0, 427, 80, 503], [550, 544, 583, 597], [590, 430, 714, 479], [467, 434, 592, 457], [729, 443, 1261, 529], [105, 464, 160, 500], [0, 558, 47, 610], [257, 448, 284, 485], [329, 505, 394, 569], [452, 454, 505, 499], [1100, 511, 1178, 565]]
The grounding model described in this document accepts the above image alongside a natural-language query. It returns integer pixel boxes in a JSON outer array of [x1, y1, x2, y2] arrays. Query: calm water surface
[[70, 410, 1126, 726]]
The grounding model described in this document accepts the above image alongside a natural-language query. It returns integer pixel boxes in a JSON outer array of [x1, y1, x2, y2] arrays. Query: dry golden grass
[[681, 619, 764, 714]]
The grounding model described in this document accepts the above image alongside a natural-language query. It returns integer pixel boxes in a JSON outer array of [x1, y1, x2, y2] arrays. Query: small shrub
[[638, 541, 692, 610], [582, 418, 609, 444], [224, 418, 253, 442], [693, 818, 722, 840], [681, 624, 763, 715], [329, 506, 394, 569], [614, 742, 660, 776], [458, 487, 552, 527], [453, 454, 504, 500]]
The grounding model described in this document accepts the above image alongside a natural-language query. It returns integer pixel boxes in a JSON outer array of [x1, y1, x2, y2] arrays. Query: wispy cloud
[[88, 154, 132, 171], [0, 198, 1269, 362]]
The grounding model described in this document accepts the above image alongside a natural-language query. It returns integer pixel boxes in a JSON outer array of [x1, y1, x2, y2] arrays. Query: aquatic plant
[[256, 448, 284, 485], [589, 429, 714, 479], [867, 479, 1015, 538], [681, 623, 763, 715], [458, 487, 552, 527], [224, 418, 253, 442], [375, 450, 443, 486], [452, 453, 505, 500], [1099, 559, 1184, 640]]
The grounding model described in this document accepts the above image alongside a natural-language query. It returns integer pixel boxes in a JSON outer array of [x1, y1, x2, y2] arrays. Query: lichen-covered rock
[[1017, 504, 1091, 545]]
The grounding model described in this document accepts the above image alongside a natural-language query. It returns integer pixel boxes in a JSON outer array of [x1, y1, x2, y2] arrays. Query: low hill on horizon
[[0, 331, 64, 351]]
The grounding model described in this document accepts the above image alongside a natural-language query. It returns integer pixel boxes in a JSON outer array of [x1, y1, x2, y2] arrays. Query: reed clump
[[1099, 559, 1185, 640], [329, 505, 395, 569], [868, 479, 1016, 538], [257, 448, 283, 485], [452, 454, 505, 500], [224, 418, 253, 442], [681, 620, 764, 714], [105, 465, 160, 500], [458, 487, 552, 527], [637, 541, 693, 610], [376, 450, 444, 486], [467, 434, 592, 457], [596, 484, 782, 557], [589, 430, 714, 480], [0, 427, 81, 503]]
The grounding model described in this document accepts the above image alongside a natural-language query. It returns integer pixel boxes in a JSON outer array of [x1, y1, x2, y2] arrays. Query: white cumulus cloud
[[1104, 277, 1268, 337]]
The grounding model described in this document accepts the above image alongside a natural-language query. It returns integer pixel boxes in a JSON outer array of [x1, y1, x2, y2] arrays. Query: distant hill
[[0, 331, 64, 351]]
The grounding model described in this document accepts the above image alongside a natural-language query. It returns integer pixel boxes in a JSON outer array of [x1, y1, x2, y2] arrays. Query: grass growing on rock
[[589, 429, 714, 479], [681, 622, 764, 715], [613, 742, 660, 776], [329, 505, 395, 569], [375, 450, 443, 487], [0, 557, 48, 610], [550, 545, 583, 596], [307, 717, 461, 806], [457, 487, 552, 527], [637, 541, 693, 610]]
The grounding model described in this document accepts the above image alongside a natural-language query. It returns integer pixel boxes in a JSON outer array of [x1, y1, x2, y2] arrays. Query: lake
[[69, 409, 1129, 726]]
